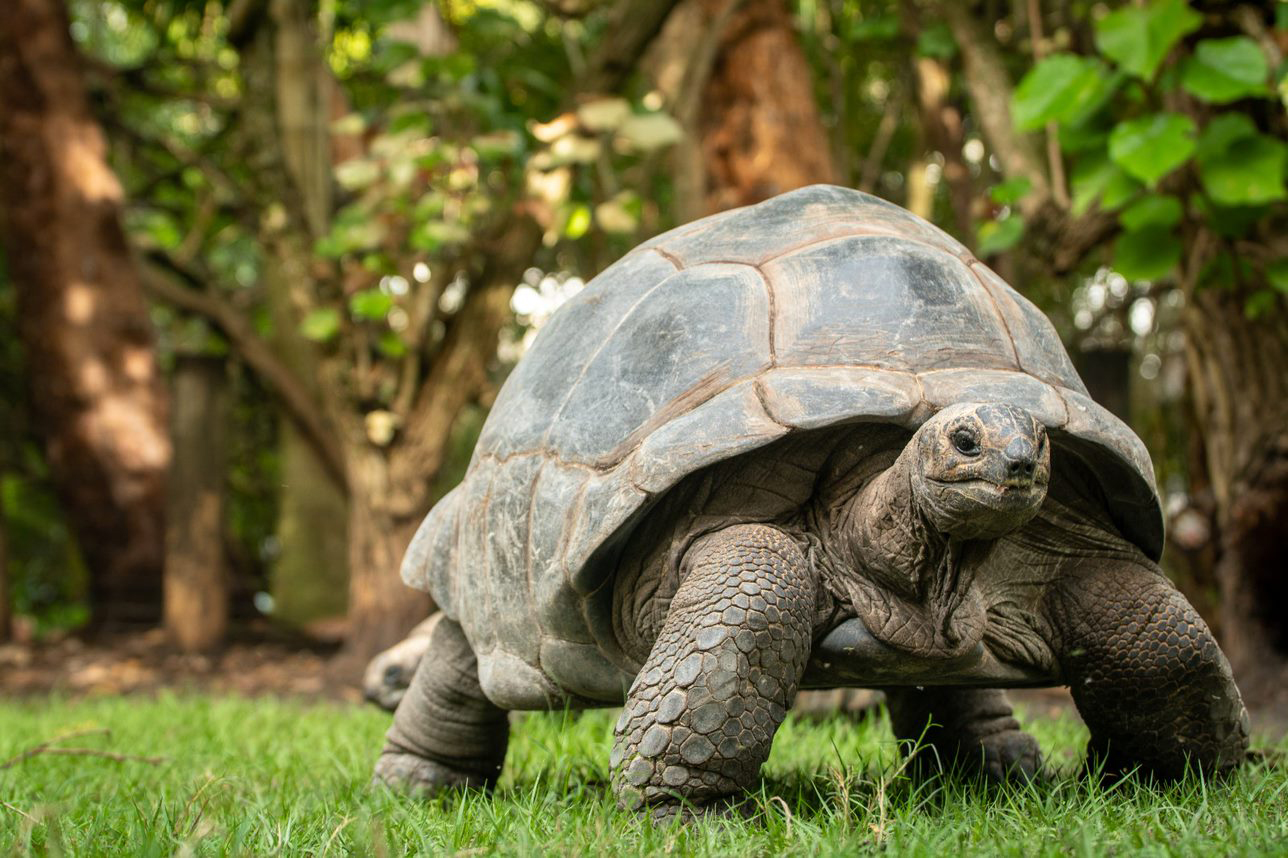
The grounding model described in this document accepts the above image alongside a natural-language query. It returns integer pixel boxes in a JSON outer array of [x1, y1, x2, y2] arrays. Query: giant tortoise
[[374, 185, 1247, 820]]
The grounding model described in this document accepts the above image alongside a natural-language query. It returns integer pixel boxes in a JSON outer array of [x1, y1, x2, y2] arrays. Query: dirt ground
[[2, 628, 1284, 739], [0, 627, 362, 703]]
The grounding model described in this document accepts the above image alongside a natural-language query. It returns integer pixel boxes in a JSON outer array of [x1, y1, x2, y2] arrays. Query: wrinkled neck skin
[[819, 444, 986, 658], [835, 446, 944, 602]]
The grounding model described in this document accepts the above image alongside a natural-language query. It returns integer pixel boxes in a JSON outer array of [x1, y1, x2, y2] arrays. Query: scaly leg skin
[[1045, 559, 1249, 780], [373, 616, 510, 795], [612, 524, 816, 823], [884, 687, 1041, 781]]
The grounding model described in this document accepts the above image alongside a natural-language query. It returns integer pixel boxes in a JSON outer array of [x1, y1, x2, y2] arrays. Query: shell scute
[[765, 236, 1014, 372], [542, 264, 771, 467]]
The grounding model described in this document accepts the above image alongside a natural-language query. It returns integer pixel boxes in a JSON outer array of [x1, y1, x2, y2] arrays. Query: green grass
[[1, 695, 1284, 856]]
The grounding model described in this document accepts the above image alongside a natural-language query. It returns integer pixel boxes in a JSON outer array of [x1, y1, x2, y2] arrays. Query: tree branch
[[936, 1, 1051, 215], [140, 255, 349, 492], [388, 214, 544, 514], [580, 0, 688, 95], [1025, 0, 1069, 208]]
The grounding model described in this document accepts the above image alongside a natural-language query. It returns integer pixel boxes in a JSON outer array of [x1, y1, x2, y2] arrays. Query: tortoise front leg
[[884, 687, 1041, 780], [373, 615, 510, 794], [612, 524, 816, 822], [1044, 558, 1248, 779]]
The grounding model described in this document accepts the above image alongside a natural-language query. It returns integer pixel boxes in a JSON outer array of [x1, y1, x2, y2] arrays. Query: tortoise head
[[909, 402, 1050, 540]]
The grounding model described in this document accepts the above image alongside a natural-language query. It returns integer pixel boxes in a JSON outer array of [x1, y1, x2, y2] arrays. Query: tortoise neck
[[834, 445, 949, 601]]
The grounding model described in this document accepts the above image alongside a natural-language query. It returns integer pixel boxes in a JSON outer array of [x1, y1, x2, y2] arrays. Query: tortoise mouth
[[918, 475, 1048, 540], [926, 477, 1046, 508]]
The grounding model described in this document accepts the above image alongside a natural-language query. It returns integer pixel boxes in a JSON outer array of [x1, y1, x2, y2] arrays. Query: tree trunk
[[235, 0, 352, 629], [1184, 285, 1288, 704], [652, 0, 838, 220], [0, 0, 171, 627], [936, 1, 1050, 217], [694, 0, 838, 216], [910, 52, 974, 242], [164, 356, 230, 651], [342, 447, 430, 662], [0, 479, 9, 642], [337, 216, 542, 665]]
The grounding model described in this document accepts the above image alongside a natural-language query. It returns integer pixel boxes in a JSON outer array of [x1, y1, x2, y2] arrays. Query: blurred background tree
[[0, 0, 1282, 696]]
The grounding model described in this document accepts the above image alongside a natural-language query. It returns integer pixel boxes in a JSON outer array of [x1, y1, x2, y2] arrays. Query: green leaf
[[376, 331, 408, 358], [1071, 155, 1142, 215], [1102, 170, 1144, 210], [1094, 0, 1201, 81], [916, 23, 957, 59], [1113, 225, 1182, 281], [349, 289, 394, 321], [1268, 259, 1288, 294], [1013, 55, 1112, 131], [471, 130, 523, 159], [1108, 113, 1196, 186], [1189, 194, 1267, 238], [1181, 37, 1271, 103], [576, 98, 632, 132], [1197, 133, 1288, 206], [564, 204, 591, 239], [1244, 289, 1279, 319], [1195, 114, 1259, 162], [849, 15, 899, 41], [1119, 194, 1183, 230], [616, 113, 684, 151], [300, 308, 341, 342], [1058, 121, 1110, 154], [976, 216, 1025, 256], [989, 177, 1033, 206], [410, 220, 470, 251]]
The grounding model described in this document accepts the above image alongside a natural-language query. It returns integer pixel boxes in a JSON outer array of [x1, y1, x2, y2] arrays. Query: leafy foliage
[[1093, 0, 1200, 82], [1012, 0, 1285, 301], [1180, 37, 1271, 104]]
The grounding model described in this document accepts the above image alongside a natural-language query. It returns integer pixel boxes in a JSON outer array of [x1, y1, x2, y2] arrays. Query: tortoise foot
[[885, 687, 1042, 782], [974, 728, 1042, 783], [373, 750, 495, 796], [645, 796, 755, 826]]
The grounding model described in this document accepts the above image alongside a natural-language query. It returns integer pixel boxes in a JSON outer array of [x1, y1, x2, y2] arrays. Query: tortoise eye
[[951, 428, 980, 456]]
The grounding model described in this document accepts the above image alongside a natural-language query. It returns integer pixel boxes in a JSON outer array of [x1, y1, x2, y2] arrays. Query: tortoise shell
[[401, 185, 1162, 707]]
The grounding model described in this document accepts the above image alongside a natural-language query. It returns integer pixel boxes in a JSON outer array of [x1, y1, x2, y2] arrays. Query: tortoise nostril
[[1006, 458, 1035, 480]]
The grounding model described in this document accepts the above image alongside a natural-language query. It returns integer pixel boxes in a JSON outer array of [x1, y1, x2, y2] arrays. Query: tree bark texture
[[696, 0, 838, 214], [653, 0, 838, 220], [0, 0, 171, 627], [910, 54, 974, 242], [164, 356, 230, 652], [341, 448, 429, 661], [237, 0, 352, 628], [936, 1, 1050, 216], [1184, 285, 1288, 703]]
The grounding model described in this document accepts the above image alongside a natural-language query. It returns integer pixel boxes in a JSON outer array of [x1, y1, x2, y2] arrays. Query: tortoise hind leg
[[1044, 558, 1248, 779], [884, 687, 1041, 781], [612, 524, 815, 822], [373, 616, 510, 794]]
